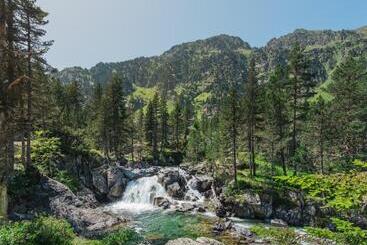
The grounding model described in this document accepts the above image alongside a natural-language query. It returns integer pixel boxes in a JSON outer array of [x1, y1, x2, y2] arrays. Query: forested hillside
[[0, 0, 367, 244]]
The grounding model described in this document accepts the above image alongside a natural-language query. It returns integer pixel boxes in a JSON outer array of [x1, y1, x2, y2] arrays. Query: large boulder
[[40, 177, 125, 237], [107, 167, 128, 200], [158, 170, 187, 199], [196, 176, 213, 193], [167, 182, 185, 199], [91, 168, 108, 195]]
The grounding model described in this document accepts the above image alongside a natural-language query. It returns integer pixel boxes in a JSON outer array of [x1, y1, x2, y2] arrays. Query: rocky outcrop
[[40, 177, 126, 237], [166, 237, 224, 245], [217, 188, 324, 226], [158, 170, 187, 199]]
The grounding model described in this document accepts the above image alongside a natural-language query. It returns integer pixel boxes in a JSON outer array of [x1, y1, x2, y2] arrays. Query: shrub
[[305, 218, 367, 245], [31, 130, 63, 176], [274, 172, 367, 211], [250, 225, 299, 245], [101, 228, 143, 245], [0, 216, 75, 245], [54, 170, 80, 192]]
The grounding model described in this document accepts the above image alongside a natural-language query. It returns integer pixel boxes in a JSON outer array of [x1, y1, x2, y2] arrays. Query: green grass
[[250, 225, 299, 245]]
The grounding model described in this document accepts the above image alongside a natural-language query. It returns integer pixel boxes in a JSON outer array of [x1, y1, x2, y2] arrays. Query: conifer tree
[[221, 87, 241, 185], [264, 66, 290, 175], [171, 97, 182, 152], [159, 93, 169, 152], [287, 43, 314, 174], [327, 57, 367, 165], [98, 74, 127, 159], [244, 58, 259, 177], [145, 93, 159, 161]]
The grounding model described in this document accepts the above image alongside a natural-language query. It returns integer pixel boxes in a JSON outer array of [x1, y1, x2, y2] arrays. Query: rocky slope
[[53, 27, 367, 105]]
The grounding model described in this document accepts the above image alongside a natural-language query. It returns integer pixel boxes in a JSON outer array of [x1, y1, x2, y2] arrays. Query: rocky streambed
[[9, 164, 338, 244]]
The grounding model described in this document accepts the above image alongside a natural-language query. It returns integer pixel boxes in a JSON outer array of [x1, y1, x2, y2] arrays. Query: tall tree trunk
[[0, 184, 7, 219], [232, 123, 237, 187], [25, 14, 32, 169], [292, 76, 298, 175]]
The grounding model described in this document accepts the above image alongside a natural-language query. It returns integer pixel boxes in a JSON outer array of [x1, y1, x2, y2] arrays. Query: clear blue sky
[[38, 0, 367, 69]]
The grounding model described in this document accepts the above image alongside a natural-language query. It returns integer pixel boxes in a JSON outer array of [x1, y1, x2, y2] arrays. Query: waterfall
[[179, 169, 205, 202], [109, 176, 168, 213]]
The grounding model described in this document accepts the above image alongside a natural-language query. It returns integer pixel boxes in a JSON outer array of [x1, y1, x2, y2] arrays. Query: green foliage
[[101, 228, 143, 245], [31, 130, 63, 176], [54, 170, 80, 192], [275, 172, 367, 211], [250, 225, 299, 245], [353, 159, 367, 169], [306, 218, 367, 245], [0, 216, 75, 245]]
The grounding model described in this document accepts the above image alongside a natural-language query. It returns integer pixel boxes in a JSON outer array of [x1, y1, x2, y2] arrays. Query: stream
[[105, 173, 263, 244]]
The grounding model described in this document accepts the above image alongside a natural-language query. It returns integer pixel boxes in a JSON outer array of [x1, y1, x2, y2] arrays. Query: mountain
[[52, 27, 367, 104]]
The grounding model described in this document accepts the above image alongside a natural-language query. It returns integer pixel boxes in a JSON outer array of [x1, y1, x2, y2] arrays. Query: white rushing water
[[109, 175, 168, 213], [179, 169, 205, 203]]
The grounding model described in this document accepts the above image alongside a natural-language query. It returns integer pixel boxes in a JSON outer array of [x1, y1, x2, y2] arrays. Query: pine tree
[[18, 0, 52, 169], [327, 57, 367, 165], [145, 93, 159, 161], [98, 74, 127, 159], [186, 118, 203, 163], [159, 93, 169, 152], [287, 43, 315, 174], [244, 58, 259, 177], [306, 96, 331, 174], [171, 97, 182, 152], [221, 88, 241, 186], [264, 66, 290, 175]]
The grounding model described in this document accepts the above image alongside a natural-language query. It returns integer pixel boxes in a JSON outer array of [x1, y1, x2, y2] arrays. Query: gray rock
[[196, 176, 213, 193], [177, 203, 195, 212], [167, 182, 185, 199], [41, 177, 125, 237], [92, 169, 108, 195], [196, 237, 224, 245], [165, 238, 198, 245], [153, 196, 171, 209], [165, 237, 224, 245], [270, 218, 288, 227]]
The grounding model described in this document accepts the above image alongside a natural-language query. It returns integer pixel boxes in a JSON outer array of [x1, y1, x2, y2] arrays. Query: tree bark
[[25, 14, 32, 169]]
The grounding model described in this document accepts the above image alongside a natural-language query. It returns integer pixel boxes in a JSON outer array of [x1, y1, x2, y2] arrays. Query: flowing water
[[106, 171, 258, 244], [109, 176, 168, 213]]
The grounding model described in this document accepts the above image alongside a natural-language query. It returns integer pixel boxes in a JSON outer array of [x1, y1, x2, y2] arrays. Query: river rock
[[166, 237, 224, 245], [167, 182, 185, 199], [107, 167, 129, 199], [196, 237, 224, 245], [270, 218, 288, 227], [196, 176, 213, 193], [91, 168, 108, 195], [153, 196, 171, 209], [177, 203, 195, 212]]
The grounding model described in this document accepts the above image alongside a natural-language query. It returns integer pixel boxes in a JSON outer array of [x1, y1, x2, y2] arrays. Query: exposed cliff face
[[53, 27, 367, 101]]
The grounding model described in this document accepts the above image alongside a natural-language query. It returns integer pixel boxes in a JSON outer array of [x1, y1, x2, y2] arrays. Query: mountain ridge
[[53, 26, 367, 102]]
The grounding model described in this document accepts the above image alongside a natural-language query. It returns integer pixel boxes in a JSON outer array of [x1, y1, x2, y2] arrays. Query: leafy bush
[[274, 172, 367, 211], [101, 228, 143, 245], [0, 216, 75, 245], [31, 130, 63, 176], [306, 218, 367, 245], [54, 170, 80, 192], [250, 225, 299, 245]]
